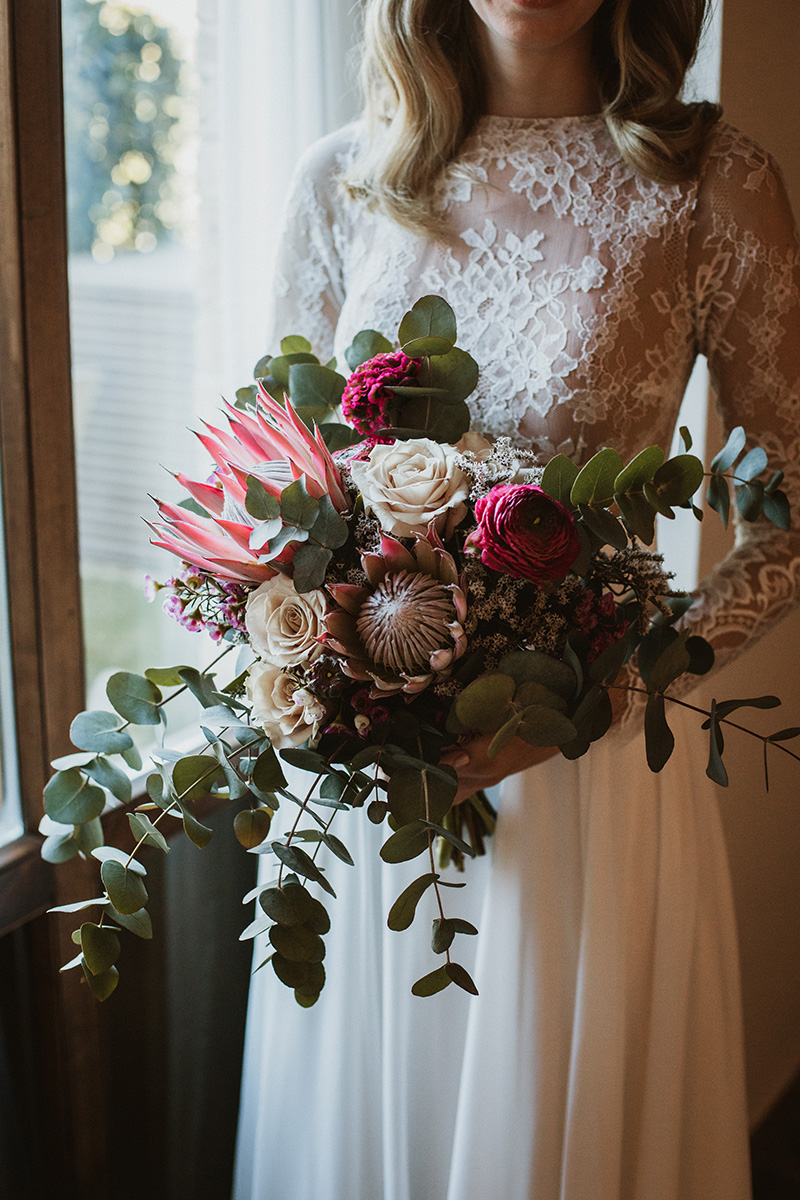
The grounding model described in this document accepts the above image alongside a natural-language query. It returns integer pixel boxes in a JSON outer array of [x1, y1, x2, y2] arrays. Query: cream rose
[[349, 437, 469, 538], [245, 574, 327, 668], [246, 661, 321, 748]]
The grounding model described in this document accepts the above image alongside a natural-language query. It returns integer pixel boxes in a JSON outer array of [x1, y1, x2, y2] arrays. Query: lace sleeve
[[677, 128, 800, 671], [265, 127, 357, 359]]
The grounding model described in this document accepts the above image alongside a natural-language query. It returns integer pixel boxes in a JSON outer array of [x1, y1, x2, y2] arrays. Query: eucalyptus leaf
[[642, 481, 674, 520], [86, 757, 132, 805], [245, 476, 281, 521], [706, 700, 729, 787], [75, 818, 105, 856], [444, 961, 479, 995], [679, 426, 693, 452], [267, 351, 317, 389], [288, 361, 346, 417], [271, 842, 336, 896], [280, 478, 319, 530], [614, 490, 656, 544], [570, 448, 624, 507], [345, 329, 393, 371], [252, 745, 287, 791], [79, 923, 121, 976], [106, 672, 162, 726], [398, 295, 457, 352], [646, 630, 692, 694], [487, 712, 525, 758], [280, 334, 312, 355], [380, 820, 431, 864], [736, 480, 764, 522], [710, 425, 746, 472], [179, 803, 214, 849], [498, 651, 577, 701], [70, 710, 133, 754], [614, 445, 665, 493], [320, 832, 355, 865], [706, 473, 731, 529], [234, 808, 272, 849], [308, 493, 349, 549], [44, 769, 106, 826], [108, 906, 153, 939], [128, 812, 170, 854], [578, 504, 628, 549], [454, 673, 515, 733], [292, 542, 333, 593], [650, 454, 704, 505], [269, 923, 325, 964], [82, 962, 119, 1002], [41, 832, 79, 864], [644, 693, 674, 772], [411, 966, 452, 997], [100, 859, 148, 915], [172, 754, 225, 802], [91, 847, 147, 875], [319, 422, 362, 451], [540, 454, 579, 507], [387, 873, 438, 932], [517, 707, 578, 747], [763, 489, 790, 531], [426, 346, 479, 402], [271, 954, 310, 989], [737, 445, 768, 481]]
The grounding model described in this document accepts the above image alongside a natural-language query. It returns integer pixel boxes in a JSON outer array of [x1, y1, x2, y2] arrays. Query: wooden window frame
[[0, 3, 111, 1194]]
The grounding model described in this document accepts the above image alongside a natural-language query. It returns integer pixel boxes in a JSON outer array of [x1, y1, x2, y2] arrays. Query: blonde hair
[[345, 0, 720, 237]]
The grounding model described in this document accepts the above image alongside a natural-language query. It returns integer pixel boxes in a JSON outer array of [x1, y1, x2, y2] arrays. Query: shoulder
[[697, 121, 797, 240], [288, 122, 365, 201]]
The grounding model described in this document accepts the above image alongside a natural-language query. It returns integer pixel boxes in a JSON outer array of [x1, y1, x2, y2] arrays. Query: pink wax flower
[[466, 484, 581, 586], [341, 351, 421, 437]]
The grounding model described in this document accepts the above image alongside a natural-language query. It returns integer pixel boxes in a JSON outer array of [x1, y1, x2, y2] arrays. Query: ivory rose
[[349, 437, 469, 538], [245, 574, 327, 668], [465, 484, 581, 585], [246, 661, 323, 747]]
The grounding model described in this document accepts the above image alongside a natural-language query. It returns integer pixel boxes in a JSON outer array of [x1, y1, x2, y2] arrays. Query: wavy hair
[[344, 0, 720, 237]]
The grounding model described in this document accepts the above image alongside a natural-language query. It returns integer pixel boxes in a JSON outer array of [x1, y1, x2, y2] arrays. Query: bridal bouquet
[[42, 296, 796, 1004]]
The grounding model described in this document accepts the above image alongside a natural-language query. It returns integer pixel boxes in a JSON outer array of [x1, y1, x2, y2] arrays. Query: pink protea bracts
[[465, 484, 581, 586], [148, 391, 349, 585], [323, 531, 467, 696], [341, 351, 421, 437]]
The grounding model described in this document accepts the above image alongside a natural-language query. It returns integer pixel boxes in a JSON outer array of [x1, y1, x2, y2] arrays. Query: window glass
[[0, 462, 21, 847], [62, 0, 210, 719]]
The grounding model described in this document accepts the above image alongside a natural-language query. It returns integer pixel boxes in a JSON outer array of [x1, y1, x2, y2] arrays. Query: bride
[[234, 1, 800, 1197]]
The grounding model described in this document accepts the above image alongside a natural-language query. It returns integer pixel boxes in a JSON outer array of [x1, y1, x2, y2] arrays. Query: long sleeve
[[679, 129, 800, 669], [265, 126, 357, 360]]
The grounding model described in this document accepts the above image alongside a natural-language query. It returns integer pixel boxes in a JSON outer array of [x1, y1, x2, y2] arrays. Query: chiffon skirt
[[233, 708, 752, 1200]]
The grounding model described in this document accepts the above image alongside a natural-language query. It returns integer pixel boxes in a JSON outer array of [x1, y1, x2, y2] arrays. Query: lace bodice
[[268, 115, 800, 687]]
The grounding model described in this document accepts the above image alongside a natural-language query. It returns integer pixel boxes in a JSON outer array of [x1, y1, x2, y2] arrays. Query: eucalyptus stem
[[607, 682, 800, 766]]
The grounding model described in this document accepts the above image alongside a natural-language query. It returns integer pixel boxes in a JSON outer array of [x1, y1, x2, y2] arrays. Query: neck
[[475, 21, 601, 118]]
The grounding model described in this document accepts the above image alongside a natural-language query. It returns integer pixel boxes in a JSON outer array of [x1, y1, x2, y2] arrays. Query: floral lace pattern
[[267, 116, 800, 696]]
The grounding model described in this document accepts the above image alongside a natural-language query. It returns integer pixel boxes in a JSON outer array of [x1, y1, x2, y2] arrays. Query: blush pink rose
[[466, 484, 580, 585]]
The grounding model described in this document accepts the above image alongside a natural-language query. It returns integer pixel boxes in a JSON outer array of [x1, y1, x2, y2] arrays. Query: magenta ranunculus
[[341, 351, 421, 436], [466, 484, 581, 585]]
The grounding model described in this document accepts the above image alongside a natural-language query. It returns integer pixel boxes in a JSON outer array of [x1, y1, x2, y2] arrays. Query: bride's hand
[[440, 736, 560, 806]]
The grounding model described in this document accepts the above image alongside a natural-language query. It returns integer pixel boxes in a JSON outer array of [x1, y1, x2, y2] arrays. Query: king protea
[[149, 388, 349, 585]]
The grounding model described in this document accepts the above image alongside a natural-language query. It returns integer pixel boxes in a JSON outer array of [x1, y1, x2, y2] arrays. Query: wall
[[703, 0, 800, 1126]]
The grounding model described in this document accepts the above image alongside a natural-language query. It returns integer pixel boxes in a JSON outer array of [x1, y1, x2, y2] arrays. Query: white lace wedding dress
[[233, 115, 800, 1200]]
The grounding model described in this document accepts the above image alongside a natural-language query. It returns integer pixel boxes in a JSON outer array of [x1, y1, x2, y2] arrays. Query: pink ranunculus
[[341, 351, 421, 437], [465, 484, 581, 585]]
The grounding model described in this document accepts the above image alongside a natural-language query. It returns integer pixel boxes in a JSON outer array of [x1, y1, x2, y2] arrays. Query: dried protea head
[[323, 532, 467, 696]]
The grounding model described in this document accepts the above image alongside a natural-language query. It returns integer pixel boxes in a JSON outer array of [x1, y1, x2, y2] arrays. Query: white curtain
[[195, 0, 362, 405]]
